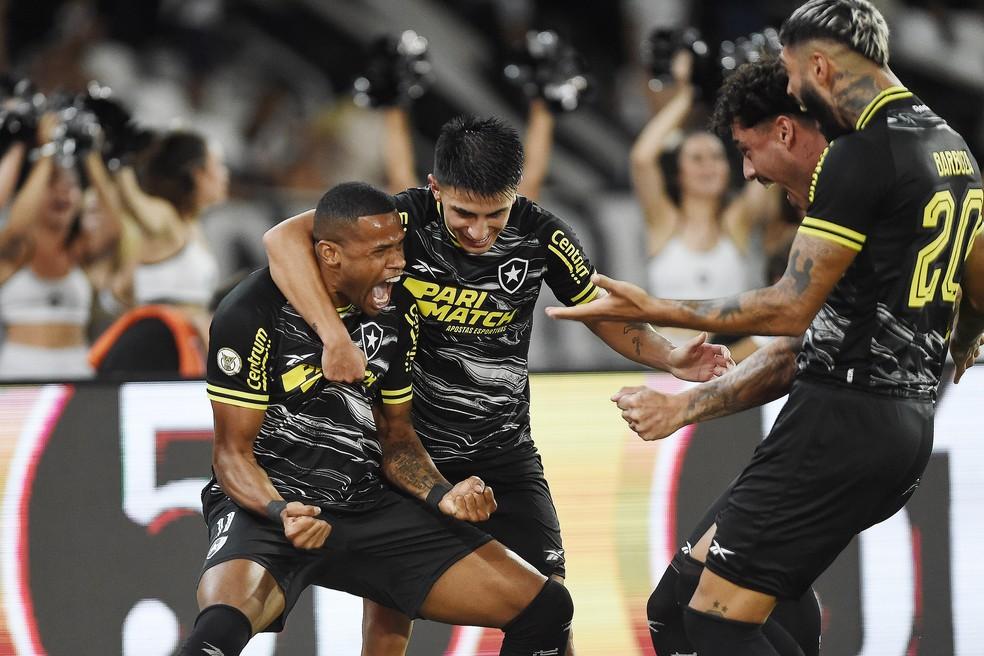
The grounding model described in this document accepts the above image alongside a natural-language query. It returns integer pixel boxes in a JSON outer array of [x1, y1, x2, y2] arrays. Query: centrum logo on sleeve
[[548, 229, 590, 284], [402, 277, 518, 335], [247, 327, 270, 391]]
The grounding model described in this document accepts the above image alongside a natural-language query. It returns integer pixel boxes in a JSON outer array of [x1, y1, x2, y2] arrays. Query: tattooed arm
[[376, 402, 496, 522], [587, 316, 734, 382], [548, 232, 858, 336], [613, 335, 803, 441]]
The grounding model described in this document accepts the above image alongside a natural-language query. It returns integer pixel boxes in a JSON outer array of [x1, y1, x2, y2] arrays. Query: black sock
[[683, 607, 780, 656], [648, 560, 696, 655], [770, 589, 822, 656], [500, 579, 573, 656], [178, 604, 253, 656]]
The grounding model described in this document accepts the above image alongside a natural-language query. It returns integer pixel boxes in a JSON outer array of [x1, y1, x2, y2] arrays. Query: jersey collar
[[855, 86, 913, 131]]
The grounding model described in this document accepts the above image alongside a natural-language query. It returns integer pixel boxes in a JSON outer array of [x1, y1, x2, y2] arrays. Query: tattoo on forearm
[[386, 442, 440, 495], [623, 322, 652, 357], [684, 336, 802, 423]]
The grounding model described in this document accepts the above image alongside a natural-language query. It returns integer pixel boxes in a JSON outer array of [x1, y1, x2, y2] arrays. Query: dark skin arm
[[613, 335, 802, 441], [263, 210, 367, 383], [376, 401, 496, 522], [210, 400, 331, 549], [951, 234, 984, 382], [547, 232, 857, 336]]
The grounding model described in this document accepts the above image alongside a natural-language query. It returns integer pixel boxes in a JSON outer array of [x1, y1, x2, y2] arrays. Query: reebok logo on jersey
[[709, 540, 734, 561], [410, 261, 443, 276], [201, 643, 224, 656], [497, 257, 529, 294], [681, 541, 692, 555], [649, 619, 664, 633], [544, 548, 565, 563]]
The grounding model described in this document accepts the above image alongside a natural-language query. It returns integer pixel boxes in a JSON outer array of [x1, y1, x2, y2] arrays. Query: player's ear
[[811, 49, 831, 87], [428, 174, 441, 203], [776, 116, 794, 149], [316, 239, 342, 267]]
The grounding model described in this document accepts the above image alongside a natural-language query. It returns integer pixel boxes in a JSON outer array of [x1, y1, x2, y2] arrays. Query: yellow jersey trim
[[206, 384, 269, 402], [381, 393, 413, 405], [808, 145, 830, 206], [801, 217, 866, 244], [570, 283, 596, 304], [856, 86, 913, 131], [798, 226, 863, 252], [575, 286, 600, 305], [207, 393, 268, 411], [547, 244, 574, 273], [381, 385, 413, 398]]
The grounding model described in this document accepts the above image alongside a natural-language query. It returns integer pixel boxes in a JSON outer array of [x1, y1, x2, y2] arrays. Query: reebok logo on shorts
[[544, 548, 565, 563], [709, 539, 734, 561], [201, 643, 225, 656]]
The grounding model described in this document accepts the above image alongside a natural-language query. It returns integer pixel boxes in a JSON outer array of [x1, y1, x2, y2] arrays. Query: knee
[[646, 574, 678, 623], [503, 578, 573, 639]]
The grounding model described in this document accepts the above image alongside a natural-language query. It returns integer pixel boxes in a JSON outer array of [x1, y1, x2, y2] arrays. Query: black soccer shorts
[[705, 377, 934, 599], [199, 489, 492, 631], [439, 444, 567, 579]]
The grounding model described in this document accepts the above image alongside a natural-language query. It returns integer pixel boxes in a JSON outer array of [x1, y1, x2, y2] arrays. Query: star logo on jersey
[[497, 257, 529, 294], [361, 322, 383, 361], [709, 539, 734, 561]]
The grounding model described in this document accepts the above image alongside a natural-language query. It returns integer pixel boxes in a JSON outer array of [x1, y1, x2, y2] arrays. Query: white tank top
[[647, 236, 752, 299], [0, 266, 92, 325], [134, 237, 219, 307]]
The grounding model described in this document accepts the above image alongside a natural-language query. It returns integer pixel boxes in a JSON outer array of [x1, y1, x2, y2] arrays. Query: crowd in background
[[0, 0, 981, 380]]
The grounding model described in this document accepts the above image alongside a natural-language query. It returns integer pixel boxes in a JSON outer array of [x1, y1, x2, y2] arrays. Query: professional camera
[[643, 27, 712, 93], [353, 30, 435, 108], [503, 30, 590, 113]]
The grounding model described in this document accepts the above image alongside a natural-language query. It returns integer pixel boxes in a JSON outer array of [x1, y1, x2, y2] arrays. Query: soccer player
[[263, 116, 733, 655], [637, 58, 828, 656], [547, 1, 984, 654], [180, 182, 574, 656]]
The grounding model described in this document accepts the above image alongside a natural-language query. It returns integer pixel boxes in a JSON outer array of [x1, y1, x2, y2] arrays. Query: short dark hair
[[433, 115, 524, 200], [710, 59, 809, 138], [780, 0, 889, 66], [314, 181, 396, 242], [138, 130, 208, 217]]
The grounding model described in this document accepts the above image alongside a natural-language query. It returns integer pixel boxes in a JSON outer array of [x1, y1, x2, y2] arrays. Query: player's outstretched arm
[[376, 401, 496, 522], [547, 232, 857, 336], [613, 335, 802, 441], [210, 401, 331, 549], [952, 236, 984, 383], [586, 315, 734, 381], [263, 211, 367, 383], [382, 106, 418, 194]]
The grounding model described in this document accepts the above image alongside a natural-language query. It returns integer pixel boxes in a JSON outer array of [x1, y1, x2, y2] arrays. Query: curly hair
[[709, 59, 809, 138]]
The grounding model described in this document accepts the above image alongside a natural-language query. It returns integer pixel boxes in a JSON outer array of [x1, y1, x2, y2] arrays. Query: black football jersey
[[797, 87, 984, 398], [395, 187, 597, 463], [204, 268, 417, 510]]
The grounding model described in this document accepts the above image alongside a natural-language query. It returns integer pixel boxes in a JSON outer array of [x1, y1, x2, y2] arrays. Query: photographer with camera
[[0, 112, 117, 380], [632, 36, 782, 360]]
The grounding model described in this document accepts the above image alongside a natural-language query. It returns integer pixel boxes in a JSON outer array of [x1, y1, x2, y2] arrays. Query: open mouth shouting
[[369, 274, 403, 312]]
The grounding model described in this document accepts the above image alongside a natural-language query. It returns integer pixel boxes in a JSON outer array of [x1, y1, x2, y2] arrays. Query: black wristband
[[266, 500, 287, 525], [425, 483, 453, 510]]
